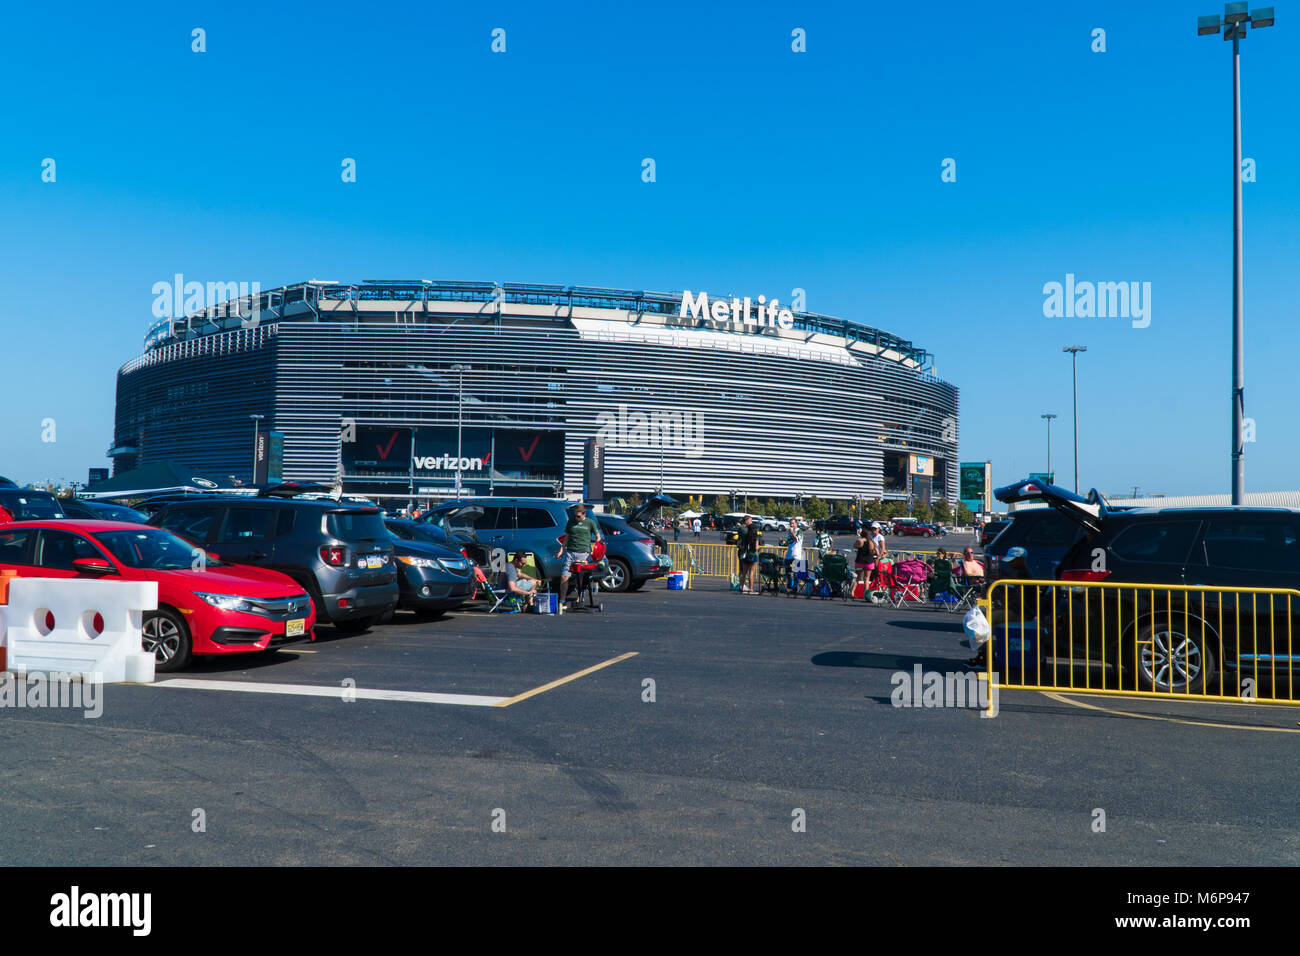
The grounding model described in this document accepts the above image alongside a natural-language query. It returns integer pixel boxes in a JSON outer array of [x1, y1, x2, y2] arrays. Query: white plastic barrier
[[1, 578, 157, 683]]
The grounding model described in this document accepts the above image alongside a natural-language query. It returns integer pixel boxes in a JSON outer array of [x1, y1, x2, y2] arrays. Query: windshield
[[1, 493, 64, 520], [96, 528, 221, 570]]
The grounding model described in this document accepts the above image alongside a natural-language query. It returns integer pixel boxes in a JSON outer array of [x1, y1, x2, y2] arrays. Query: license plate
[[365, 555, 383, 569], [286, 619, 305, 637]]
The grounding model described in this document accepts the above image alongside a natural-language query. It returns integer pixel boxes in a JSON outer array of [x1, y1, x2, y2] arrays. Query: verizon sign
[[413, 453, 488, 472]]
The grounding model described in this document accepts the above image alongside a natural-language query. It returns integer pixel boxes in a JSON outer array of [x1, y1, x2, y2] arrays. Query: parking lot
[[3, 572, 1298, 867]]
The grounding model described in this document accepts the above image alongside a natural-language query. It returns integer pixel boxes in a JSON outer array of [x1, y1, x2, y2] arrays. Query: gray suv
[[420, 495, 674, 591], [148, 493, 399, 631]]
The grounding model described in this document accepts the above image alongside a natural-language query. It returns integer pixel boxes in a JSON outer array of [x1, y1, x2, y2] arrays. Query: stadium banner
[[960, 461, 992, 514]]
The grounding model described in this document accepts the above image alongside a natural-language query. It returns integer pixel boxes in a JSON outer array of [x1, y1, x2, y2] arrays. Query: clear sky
[[1, 0, 1296, 498]]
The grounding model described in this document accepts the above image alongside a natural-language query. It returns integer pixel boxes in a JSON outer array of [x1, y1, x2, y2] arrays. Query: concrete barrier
[[1, 577, 157, 684]]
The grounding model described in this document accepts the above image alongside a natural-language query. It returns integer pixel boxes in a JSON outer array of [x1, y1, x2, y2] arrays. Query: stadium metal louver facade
[[111, 280, 960, 506]]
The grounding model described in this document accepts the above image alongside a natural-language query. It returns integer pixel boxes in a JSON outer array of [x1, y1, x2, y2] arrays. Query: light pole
[[1041, 413, 1058, 483], [1062, 346, 1087, 492], [1198, 4, 1273, 505], [248, 414, 264, 485], [450, 364, 470, 499]]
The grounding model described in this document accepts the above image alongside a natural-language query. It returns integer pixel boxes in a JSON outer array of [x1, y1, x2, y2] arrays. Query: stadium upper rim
[[142, 278, 936, 371]]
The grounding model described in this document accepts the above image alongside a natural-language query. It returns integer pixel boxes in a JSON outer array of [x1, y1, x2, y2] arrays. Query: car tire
[[602, 558, 631, 593], [626, 580, 646, 592], [334, 615, 378, 633], [143, 608, 192, 672], [1127, 616, 1218, 694]]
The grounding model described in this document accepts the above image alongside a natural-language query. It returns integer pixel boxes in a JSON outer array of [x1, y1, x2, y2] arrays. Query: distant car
[[817, 515, 859, 535], [893, 521, 936, 537], [383, 519, 475, 618], [0, 488, 66, 522], [980, 520, 1012, 548], [59, 498, 148, 523], [0, 520, 315, 671]]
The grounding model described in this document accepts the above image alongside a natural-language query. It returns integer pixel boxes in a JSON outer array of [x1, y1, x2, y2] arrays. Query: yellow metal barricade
[[669, 542, 737, 579], [981, 578, 1300, 707]]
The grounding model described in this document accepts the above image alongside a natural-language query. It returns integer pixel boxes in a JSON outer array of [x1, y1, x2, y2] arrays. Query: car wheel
[[334, 615, 378, 633], [143, 608, 192, 672], [626, 580, 646, 592], [1131, 617, 1217, 694], [602, 558, 631, 593]]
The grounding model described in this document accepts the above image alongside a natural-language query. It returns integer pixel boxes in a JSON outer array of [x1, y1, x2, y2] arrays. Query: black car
[[59, 498, 148, 523], [984, 506, 1086, 582], [148, 489, 399, 631], [817, 515, 860, 535], [0, 487, 66, 521], [995, 477, 1300, 695], [383, 519, 475, 618], [978, 520, 1011, 548]]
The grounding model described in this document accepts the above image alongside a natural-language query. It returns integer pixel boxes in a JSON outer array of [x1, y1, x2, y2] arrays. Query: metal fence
[[982, 578, 1300, 706]]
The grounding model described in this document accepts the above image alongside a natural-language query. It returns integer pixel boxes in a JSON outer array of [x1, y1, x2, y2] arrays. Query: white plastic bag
[[963, 606, 991, 650]]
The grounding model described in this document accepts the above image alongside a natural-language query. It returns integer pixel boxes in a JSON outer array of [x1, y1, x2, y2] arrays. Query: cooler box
[[533, 593, 559, 614], [666, 572, 687, 590], [991, 620, 1041, 669], [851, 581, 865, 599]]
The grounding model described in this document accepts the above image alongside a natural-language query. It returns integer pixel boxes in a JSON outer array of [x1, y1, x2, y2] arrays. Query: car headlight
[[193, 592, 254, 612], [398, 555, 447, 571]]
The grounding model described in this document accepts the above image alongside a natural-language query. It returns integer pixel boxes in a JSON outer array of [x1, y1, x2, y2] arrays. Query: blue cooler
[[666, 572, 687, 590], [992, 620, 1041, 669], [533, 593, 559, 614]]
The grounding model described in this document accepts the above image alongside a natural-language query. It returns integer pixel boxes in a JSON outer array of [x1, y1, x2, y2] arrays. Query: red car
[[0, 520, 316, 672]]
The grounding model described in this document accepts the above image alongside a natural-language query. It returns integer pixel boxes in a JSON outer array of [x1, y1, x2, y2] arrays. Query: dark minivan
[[149, 489, 399, 631], [995, 477, 1300, 695]]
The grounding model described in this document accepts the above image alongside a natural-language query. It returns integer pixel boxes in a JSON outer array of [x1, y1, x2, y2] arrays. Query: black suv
[[817, 515, 859, 535], [996, 477, 1300, 694], [148, 488, 399, 631], [0, 486, 66, 521]]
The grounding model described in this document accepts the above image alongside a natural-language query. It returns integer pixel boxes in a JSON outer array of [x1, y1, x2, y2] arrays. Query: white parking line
[[150, 679, 508, 707]]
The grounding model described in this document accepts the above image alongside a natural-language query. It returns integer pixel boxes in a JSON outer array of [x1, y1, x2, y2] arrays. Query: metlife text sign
[[671, 291, 795, 334]]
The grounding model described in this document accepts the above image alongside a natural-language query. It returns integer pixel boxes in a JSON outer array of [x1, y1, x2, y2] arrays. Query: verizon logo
[[413, 454, 488, 472]]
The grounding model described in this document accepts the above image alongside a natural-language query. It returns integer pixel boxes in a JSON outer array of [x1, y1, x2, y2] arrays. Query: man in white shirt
[[692, 517, 702, 540]]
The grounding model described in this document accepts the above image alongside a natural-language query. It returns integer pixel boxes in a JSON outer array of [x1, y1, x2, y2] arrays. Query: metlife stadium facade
[[109, 280, 960, 506]]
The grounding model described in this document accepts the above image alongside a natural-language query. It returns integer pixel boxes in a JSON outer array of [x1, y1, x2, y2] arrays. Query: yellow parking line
[[1042, 692, 1300, 734], [274, 647, 316, 654], [495, 652, 639, 707]]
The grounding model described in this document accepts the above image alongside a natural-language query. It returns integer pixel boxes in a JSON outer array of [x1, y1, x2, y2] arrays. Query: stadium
[[107, 280, 960, 507]]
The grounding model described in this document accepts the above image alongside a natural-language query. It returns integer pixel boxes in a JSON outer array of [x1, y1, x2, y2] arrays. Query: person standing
[[556, 503, 602, 604], [853, 527, 876, 595], [783, 517, 804, 591], [673, 519, 681, 543], [737, 514, 760, 593], [692, 516, 702, 540]]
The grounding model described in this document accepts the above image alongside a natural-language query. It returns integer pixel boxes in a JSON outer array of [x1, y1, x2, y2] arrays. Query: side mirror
[[72, 557, 116, 575]]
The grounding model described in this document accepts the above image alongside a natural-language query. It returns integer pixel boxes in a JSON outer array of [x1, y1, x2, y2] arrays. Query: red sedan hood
[[153, 564, 304, 597]]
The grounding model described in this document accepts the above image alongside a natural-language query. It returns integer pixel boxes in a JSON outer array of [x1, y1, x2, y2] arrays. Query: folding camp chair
[[927, 558, 979, 613]]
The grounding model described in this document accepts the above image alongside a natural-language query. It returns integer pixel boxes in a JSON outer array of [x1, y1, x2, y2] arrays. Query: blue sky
[[1, 0, 1297, 498]]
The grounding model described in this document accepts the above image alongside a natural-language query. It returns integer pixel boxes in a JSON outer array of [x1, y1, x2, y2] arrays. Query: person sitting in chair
[[504, 551, 539, 608]]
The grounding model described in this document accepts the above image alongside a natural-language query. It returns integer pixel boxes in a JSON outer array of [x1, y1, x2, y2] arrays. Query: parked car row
[[0, 483, 672, 673]]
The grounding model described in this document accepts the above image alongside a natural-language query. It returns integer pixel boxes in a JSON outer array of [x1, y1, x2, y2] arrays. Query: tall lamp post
[[450, 364, 470, 499], [248, 414, 264, 485], [1062, 346, 1087, 492], [1198, 3, 1274, 505], [1041, 413, 1058, 483]]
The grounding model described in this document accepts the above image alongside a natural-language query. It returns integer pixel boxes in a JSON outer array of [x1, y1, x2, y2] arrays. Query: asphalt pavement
[[1, 572, 1295, 866]]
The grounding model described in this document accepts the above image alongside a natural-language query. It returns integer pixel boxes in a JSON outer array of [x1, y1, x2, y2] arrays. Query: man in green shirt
[[557, 503, 602, 602]]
